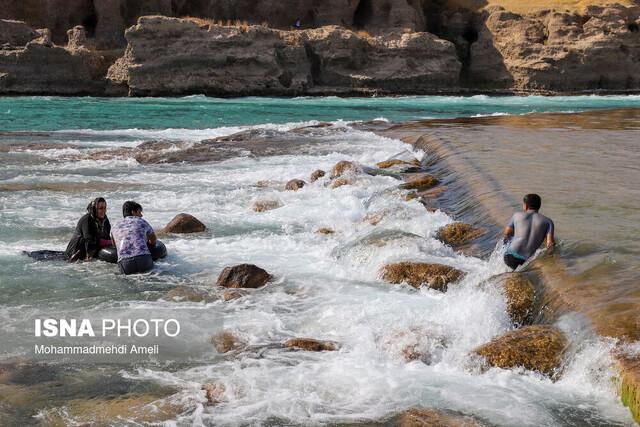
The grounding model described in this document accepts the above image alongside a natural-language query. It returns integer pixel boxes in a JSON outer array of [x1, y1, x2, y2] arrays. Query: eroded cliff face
[[106, 17, 460, 96], [0, 1, 640, 95]]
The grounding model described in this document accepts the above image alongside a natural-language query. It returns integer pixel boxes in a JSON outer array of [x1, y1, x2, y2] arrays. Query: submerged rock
[[379, 327, 448, 364], [285, 179, 306, 191], [330, 160, 358, 178], [221, 290, 243, 301], [399, 173, 439, 190], [252, 199, 283, 212], [202, 382, 225, 405], [162, 286, 214, 303], [329, 178, 351, 189], [501, 273, 535, 326], [162, 213, 206, 234], [382, 262, 464, 291], [393, 408, 485, 427], [315, 227, 335, 235], [216, 264, 272, 289], [309, 169, 326, 182], [283, 338, 338, 352], [473, 325, 567, 377], [210, 330, 246, 353], [436, 223, 485, 247]]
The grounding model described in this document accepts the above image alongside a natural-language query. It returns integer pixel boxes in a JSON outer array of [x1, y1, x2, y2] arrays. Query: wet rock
[[210, 330, 246, 353], [202, 382, 225, 405], [473, 325, 567, 377], [216, 264, 272, 289], [399, 173, 439, 190], [162, 286, 213, 303], [379, 327, 448, 364], [382, 262, 464, 291], [364, 210, 387, 226], [329, 178, 351, 189], [60, 393, 181, 424], [285, 179, 306, 191], [376, 159, 420, 169], [283, 338, 338, 352], [615, 352, 640, 424], [252, 199, 283, 212], [393, 408, 485, 427], [221, 290, 243, 301], [501, 273, 535, 326], [436, 223, 485, 247], [330, 160, 358, 178], [315, 227, 335, 235], [310, 169, 326, 182], [404, 191, 418, 201], [162, 213, 206, 234]]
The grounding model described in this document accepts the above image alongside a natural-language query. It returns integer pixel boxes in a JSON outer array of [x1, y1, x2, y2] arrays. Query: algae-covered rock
[[216, 264, 272, 289], [473, 325, 567, 377], [615, 352, 640, 424], [399, 173, 439, 190], [162, 213, 206, 234], [331, 160, 358, 178], [436, 223, 485, 247], [501, 273, 535, 326], [310, 169, 326, 182], [382, 262, 464, 291], [393, 408, 485, 426], [252, 199, 283, 212], [283, 338, 338, 352], [285, 179, 305, 191]]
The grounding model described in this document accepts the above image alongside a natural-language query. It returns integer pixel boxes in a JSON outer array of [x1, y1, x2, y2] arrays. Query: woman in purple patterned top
[[110, 201, 157, 275]]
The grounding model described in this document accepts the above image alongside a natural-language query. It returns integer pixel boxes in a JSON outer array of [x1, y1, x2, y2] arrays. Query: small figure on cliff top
[[294, 18, 301, 29], [502, 193, 554, 270]]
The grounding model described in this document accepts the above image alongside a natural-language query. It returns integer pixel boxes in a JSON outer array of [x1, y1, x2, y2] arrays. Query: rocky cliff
[[0, 1, 639, 95]]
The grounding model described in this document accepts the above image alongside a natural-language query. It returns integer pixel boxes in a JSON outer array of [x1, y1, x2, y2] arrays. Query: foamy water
[[1, 102, 638, 425]]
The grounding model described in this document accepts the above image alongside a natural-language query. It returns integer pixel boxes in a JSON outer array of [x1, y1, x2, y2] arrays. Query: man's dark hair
[[523, 194, 542, 210], [122, 201, 142, 217]]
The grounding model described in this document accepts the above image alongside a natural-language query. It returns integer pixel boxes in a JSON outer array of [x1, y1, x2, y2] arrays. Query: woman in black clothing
[[65, 197, 112, 261]]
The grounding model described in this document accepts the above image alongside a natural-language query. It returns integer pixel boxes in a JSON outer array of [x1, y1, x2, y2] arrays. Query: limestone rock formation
[[162, 213, 206, 233], [469, 5, 640, 92], [285, 179, 306, 191], [283, 338, 338, 351], [436, 222, 485, 247], [216, 264, 272, 288], [473, 325, 567, 377], [0, 20, 109, 95], [107, 17, 461, 96], [382, 262, 464, 291]]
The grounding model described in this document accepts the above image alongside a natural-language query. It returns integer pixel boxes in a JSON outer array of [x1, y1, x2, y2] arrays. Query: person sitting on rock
[[503, 193, 554, 270], [110, 201, 157, 275], [65, 197, 112, 261]]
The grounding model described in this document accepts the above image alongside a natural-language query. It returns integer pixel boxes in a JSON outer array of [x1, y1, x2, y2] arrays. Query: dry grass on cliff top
[[452, 0, 638, 13]]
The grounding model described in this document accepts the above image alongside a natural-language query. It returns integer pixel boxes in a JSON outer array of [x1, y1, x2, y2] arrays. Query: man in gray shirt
[[503, 193, 554, 270]]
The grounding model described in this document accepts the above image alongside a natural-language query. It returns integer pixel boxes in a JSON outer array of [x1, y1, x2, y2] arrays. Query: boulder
[[162, 213, 206, 233], [283, 338, 338, 351], [473, 325, 567, 377], [309, 169, 326, 182], [436, 223, 485, 247], [285, 179, 305, 191], [216, 264, 272, 289], [381, 262, 464, 291], [393, 408, 485, 427], [399, 173, 439, 190], [501, 273, 535, 326], [66, 25, 87, 51], [252, 200, 283, 212], [210, 330, 246, 353], [330, 160, 358, 178]]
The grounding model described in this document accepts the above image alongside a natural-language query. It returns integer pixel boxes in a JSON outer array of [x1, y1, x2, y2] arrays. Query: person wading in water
[[503, 193, 555, 270]]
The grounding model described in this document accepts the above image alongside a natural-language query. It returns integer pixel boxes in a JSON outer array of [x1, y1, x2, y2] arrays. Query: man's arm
[[503, 215, 515, 244], [147, 231, 157, 247], [546, 219, 555, 249]]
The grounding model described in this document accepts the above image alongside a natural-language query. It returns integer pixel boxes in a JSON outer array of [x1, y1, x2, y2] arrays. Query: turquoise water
[[2, 95, 640, 131]]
